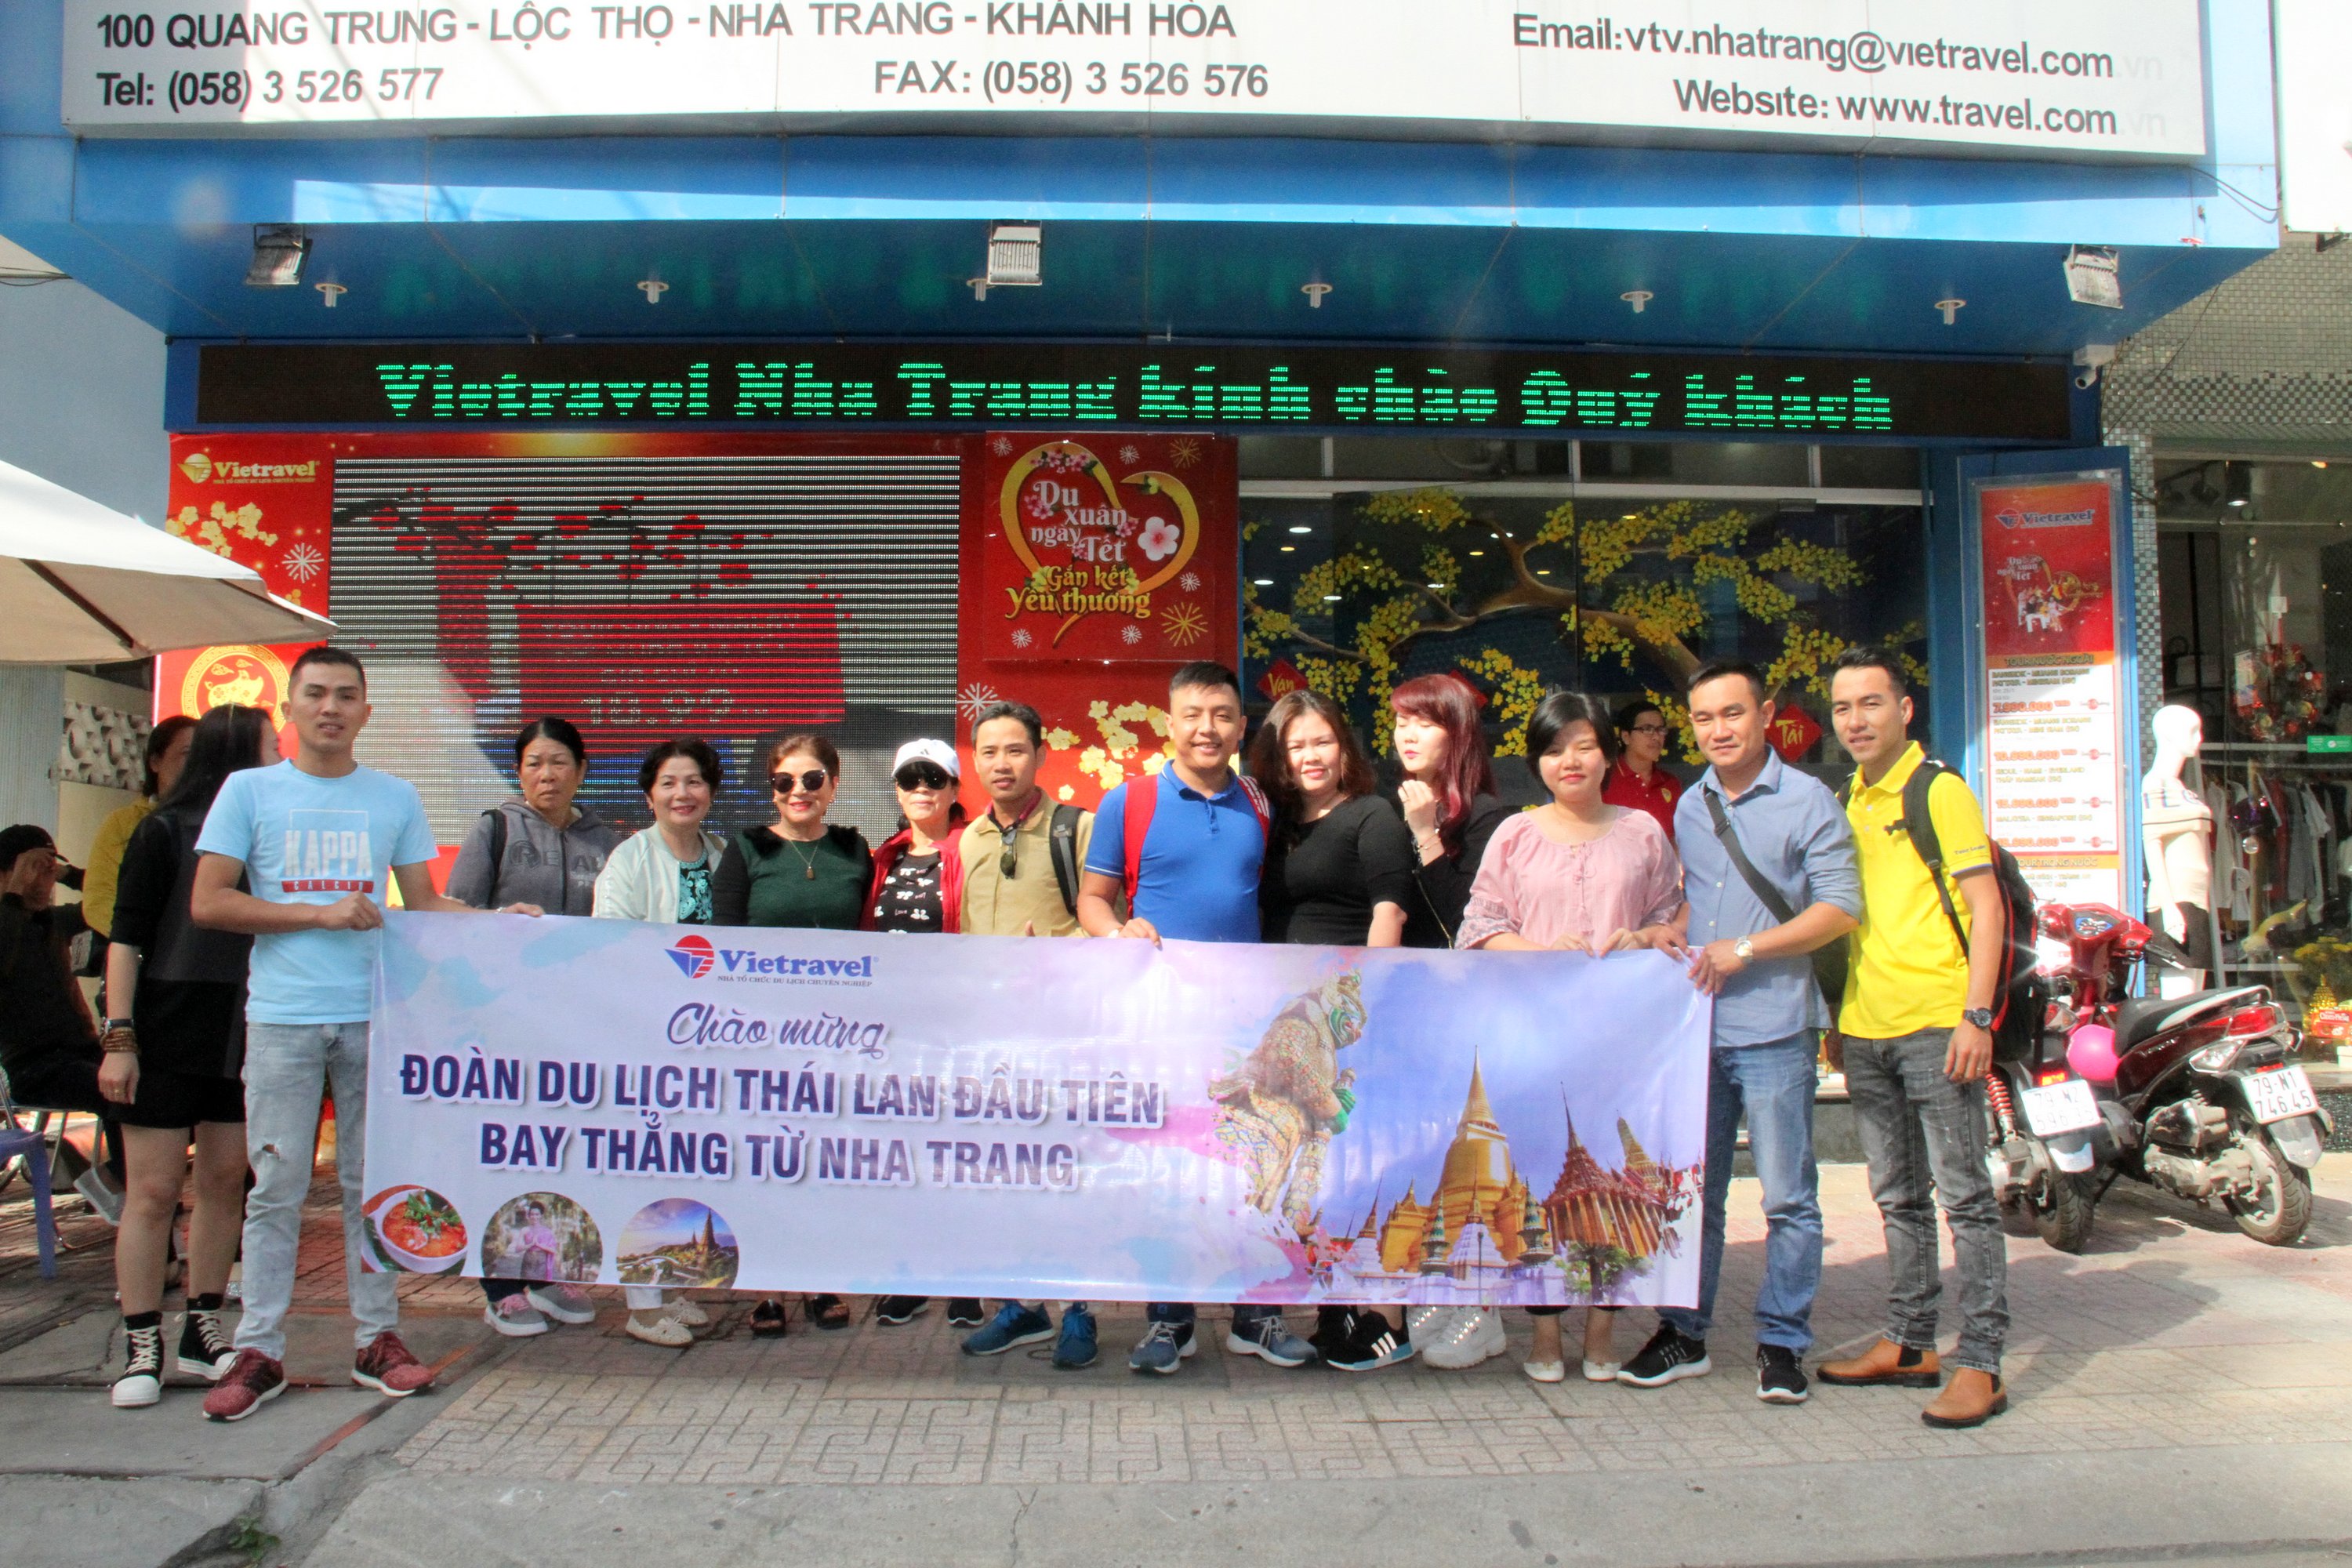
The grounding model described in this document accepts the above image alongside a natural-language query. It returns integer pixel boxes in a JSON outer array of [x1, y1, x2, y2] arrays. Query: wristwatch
[[1732, 936, 1755, 963], [1962, 1007, 1995, 1030]]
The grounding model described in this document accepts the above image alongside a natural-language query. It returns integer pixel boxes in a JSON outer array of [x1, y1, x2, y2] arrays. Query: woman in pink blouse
[[1450, 690, 1686, 1386]]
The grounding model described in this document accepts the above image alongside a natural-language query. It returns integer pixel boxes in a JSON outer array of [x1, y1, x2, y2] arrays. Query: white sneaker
[[668, 1298, 711, 1328], [1419, 1305, 1506, 1370], [112, 1323, 163, 1409], [626, 1312, 693, 1348], [525, 1284, 597, 1325], [1406, 1304, 1457, 1347]]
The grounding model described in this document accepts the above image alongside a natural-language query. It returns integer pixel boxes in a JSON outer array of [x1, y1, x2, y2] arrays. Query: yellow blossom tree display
[[1245, 489, 1908, 756]]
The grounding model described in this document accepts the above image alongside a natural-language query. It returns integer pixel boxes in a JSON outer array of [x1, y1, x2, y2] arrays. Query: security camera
[[2073, 343, 2117, 390]]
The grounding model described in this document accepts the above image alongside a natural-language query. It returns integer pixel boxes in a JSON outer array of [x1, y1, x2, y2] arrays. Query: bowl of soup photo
[[364, 1185, 469, 1274]]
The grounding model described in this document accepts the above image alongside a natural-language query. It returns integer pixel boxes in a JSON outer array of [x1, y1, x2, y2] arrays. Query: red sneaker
[[353, 1331, 434, 1397], [201, 1349, 286, 1422]]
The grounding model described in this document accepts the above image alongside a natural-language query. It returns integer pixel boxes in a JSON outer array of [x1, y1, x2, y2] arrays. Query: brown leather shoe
[[1817, 1339, 1940, 1388], [1922, 1368, 2008, 1428]]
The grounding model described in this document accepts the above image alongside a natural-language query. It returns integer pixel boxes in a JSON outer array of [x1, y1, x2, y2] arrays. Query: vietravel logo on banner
[[365, 913, 1709, 1305]]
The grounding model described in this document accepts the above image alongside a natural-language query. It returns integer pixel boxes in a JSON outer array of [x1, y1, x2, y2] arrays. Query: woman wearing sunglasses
[[862, 739, 985, 1332], [713, 732, 873, 1334]]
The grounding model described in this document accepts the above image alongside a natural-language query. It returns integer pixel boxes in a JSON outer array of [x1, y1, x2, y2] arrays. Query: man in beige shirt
[[954, 700, 1099, 1365]]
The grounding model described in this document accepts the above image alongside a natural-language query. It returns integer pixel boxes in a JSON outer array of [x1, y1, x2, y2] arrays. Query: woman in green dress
[[713, 732, 872, 1334]]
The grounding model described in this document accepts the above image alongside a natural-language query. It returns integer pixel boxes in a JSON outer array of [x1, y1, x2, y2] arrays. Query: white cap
[[891, 738, 960, 779]]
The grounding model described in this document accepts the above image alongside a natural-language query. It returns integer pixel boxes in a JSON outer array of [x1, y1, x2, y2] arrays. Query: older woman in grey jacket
[[448, 717, 624, 1339]]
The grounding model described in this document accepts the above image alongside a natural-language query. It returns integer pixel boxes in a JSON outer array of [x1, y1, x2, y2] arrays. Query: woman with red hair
[[1386, 673, 1509, 949]]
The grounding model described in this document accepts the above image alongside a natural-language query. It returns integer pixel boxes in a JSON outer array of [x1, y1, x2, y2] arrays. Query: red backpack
[[1121, 768, 1271, 913]]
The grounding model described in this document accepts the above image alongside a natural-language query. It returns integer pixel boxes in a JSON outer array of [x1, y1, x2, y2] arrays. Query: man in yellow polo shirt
[[1817, 646, 2012, 1432]]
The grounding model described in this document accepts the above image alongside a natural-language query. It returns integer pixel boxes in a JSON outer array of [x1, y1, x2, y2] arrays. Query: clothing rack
[[2190, 742, 2352, 1001]]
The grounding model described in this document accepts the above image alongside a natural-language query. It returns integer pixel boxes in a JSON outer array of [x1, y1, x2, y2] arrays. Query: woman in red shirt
[[1601, 699, 1682, 842]]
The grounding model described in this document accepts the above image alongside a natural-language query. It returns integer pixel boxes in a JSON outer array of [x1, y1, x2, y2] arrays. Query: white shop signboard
[[62, 0, 2206, 158]]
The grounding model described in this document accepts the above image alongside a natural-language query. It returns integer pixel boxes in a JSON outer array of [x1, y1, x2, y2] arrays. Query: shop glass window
[[2156, 456, 2352, 1048]]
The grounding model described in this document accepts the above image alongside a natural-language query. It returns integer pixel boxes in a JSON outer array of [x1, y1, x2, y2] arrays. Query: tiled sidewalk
[[5, 1138, 2347, 1492], [390, 1156, 2352, 1488]]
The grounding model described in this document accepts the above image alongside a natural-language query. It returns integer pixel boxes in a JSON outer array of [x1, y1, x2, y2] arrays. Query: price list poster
[[1975, 470, 2130, 908]]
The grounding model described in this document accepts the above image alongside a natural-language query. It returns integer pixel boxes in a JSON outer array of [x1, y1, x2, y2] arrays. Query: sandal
[[807, 1293, 851, 1331], [749, 1298, 789, 1338]]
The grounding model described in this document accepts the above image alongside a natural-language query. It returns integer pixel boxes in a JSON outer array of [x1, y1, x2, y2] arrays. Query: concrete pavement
[[2, 1147, 2350, 1566]]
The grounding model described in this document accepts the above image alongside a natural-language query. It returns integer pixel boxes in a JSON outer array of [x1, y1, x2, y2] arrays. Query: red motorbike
[[2036, 902, 2329, 1247]]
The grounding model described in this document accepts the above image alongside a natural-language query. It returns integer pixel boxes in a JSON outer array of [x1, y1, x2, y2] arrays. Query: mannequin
[[2143, 704, 2215, 993]]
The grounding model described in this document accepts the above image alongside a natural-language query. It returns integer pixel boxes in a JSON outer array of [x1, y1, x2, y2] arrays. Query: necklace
[[781, 835, 820, 880]]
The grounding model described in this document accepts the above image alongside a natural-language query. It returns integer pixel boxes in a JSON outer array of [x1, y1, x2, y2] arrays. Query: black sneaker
[[946, 1298, 986, 1328], [875, 1296, 930, 1326], [1617, 1324, 1712, 1388], [178, 1305, 238, 1381], [1756, 1344, 1809, 1403], [1327, 1310, 1413, 1374], [1308, 1305, 1357, 1363]]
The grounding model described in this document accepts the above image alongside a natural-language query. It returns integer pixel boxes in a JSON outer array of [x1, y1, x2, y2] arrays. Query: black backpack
[[1842, 759, 2041, 1057], [1045, 804, 1084, 918]]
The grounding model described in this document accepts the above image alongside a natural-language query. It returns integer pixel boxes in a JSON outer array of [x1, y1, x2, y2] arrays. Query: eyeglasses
[[1627, 724, 1669, 737], [894, 762, 953, 791], [770, 768, 829, 794]]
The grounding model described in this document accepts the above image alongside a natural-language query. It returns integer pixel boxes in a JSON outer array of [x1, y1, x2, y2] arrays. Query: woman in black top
[[1388, 672, 1508, 949], [1253, 691, 1415, 947], [1247, 690, 1414, 1374], [98, 703, 275, 1410]]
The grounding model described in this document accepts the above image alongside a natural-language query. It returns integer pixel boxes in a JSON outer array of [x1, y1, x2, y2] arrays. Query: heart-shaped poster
[[979, 434, 1232, 663]]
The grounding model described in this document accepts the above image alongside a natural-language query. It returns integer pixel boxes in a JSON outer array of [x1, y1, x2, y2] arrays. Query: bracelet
[[100, 1025, 139, 1056]]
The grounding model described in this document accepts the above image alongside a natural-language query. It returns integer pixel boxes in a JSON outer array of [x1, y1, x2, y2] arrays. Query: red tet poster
[[1976, 472, 2127, 908], [960, 432, 1237, 811], [154, 435, 335, 737]]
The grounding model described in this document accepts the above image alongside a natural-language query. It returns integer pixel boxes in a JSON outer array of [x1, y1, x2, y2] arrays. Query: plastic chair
[[0, 1070, 58, 1278]]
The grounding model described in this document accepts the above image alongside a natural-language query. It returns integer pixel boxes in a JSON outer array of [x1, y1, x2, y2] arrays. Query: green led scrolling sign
[[190, 342, 2071, 440]]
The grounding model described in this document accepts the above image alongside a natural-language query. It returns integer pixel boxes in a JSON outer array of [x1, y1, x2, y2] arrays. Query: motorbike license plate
[[2242, 1065, 2321, 1124], [2019, 1079, 2102, 1137]]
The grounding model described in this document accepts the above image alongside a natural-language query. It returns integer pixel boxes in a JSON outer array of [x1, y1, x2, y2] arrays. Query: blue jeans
[[1660, 1031, 1823, 1355], [1842, 1028, 2009, 1374], [233, 1022, 400, 1360]]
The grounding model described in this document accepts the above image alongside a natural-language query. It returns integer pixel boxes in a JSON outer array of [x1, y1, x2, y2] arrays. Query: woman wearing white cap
[[862, 737, 982, 1330]]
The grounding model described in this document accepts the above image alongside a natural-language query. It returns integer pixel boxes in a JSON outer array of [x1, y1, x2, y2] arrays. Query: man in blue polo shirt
[[1076, 661, 1318, 1377]]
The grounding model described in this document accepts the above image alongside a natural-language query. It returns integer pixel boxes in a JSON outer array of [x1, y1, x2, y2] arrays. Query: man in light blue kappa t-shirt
[[190, 645, 542, 1421]]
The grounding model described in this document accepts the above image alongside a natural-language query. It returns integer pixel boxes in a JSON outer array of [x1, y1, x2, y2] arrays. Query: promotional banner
[[364, 913, 1709, 1306], [64, 0, 2205, 161], [1976, 470, 2127, 909]]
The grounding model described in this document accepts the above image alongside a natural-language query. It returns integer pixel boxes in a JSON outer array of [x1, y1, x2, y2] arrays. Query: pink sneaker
[[352, 1331, 434, 1396]]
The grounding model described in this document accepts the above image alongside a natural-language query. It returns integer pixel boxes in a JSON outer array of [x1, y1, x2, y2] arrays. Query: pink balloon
[[2066, 1023, 2121, 1083]]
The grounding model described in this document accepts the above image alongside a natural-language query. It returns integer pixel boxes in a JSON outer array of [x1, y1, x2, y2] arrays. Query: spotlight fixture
[[1287, 524, 1312, 534], [314, 281, 346, 307], [637, 278, 670, 303], [245, 224, 310, 288], [2224, 461, 2252, 508], [2064, 245, 2123, 309], [1620, 289, 1653, 314], [970, 222, 1042, 300], [1934, 297, 1965, 325], [1301, 281, 1333, 309]]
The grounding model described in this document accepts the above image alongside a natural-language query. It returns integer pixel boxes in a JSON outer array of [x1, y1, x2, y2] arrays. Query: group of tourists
[[0, 640, 2012, 1432]]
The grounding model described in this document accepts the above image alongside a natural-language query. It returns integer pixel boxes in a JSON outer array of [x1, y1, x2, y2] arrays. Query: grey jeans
[[234, 1021, 400, 1359], [1842, 1028, 2009, 1374]]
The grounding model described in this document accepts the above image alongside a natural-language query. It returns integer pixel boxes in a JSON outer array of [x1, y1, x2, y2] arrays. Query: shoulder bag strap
[[1701, 786, 1798, 926]]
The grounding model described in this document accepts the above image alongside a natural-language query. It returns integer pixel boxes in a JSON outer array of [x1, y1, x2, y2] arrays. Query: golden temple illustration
[[1323, 1059, 1694, 1303]]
